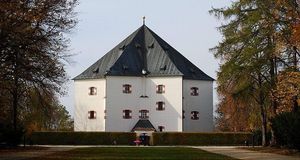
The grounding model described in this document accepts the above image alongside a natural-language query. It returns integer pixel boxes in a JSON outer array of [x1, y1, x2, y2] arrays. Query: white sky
[[60, 0, 231, 117]]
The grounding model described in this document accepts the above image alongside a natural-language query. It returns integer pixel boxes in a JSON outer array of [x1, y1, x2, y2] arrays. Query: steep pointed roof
[[74, 25, 214, 81]]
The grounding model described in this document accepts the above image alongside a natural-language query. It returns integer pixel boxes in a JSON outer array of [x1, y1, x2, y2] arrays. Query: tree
[[0, 0, 77, 132], [272, 71, 300, 113], [22, 89, 73, 132], [0, 88, 73, 145], [210, 0, 300, 146], [215, 93, 261, 132]]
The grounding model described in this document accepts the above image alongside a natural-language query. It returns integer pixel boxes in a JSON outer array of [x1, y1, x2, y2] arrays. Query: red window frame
[[88, 111, 96, 119], [191, 111, 199, 120], [89, 87, 97, 95], [190, 87, 199, 96], [156, 85, 165, 94], [123, 84, 132, 93], [158, 126, 165, 132], [156, 101, 165, 111], [139, 110, 149, 119], [123, 110, 132, 119]]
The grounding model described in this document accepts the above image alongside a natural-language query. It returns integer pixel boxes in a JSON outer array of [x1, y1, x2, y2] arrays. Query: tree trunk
[[258, 73, 267, 146], [269, 57, 277, 146], [12, 76, 19, 131], [260, 104, 267, 146]]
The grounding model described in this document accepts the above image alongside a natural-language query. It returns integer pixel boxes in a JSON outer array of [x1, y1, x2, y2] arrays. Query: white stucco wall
[[183, 80, 213, 132], [74, 76, 212, 132], [105, 76, 141, 132], [105, 76, 182, 132], [147, 77, 182, 132], [74, 79, 106, 131]]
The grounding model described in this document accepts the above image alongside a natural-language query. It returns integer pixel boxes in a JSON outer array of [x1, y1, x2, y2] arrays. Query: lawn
[[30, 147, 237, 160]]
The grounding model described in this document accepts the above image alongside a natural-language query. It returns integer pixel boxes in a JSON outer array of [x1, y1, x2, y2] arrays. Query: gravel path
[[195, 146, 300, 160]]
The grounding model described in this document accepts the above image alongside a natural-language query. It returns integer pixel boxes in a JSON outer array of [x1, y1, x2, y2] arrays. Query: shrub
[[152, 132, 252, 146], [0, 124, 25, 146], [271, 111, 300, 150], [30, 132, 136, 145]]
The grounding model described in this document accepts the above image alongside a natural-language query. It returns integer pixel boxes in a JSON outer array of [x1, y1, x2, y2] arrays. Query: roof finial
[[143, 16, 146, 25]]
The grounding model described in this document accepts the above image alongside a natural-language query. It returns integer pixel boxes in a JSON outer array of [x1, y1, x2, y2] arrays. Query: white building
[[74, 25, 214, 132]]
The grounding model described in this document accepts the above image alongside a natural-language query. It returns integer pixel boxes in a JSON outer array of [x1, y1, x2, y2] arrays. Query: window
[[139, 110, 149, 119], [156, 101, 165, 111], [182, 110, 185, 119], [191, 111, 199, 120], [123, 84, 132, 93], [123, 110, 132, 119], [156, 85, 165, 94], [88, 111, 96, 119], [89, 87, 97, 95], [104, 110, 107, 119], [190, 87, 199, 96], [158, 126, 165, 132]]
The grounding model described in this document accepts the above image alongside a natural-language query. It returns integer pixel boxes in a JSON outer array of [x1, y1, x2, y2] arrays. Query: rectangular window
[[88, 111, 96, 119], [156, 101, 165, 111], [190, 87, 199, 96], [139, 110, 149, 119], [123, 84, 132, 93], [123, 110, 132, 119], [158, 126, 165, 132], [182, 110, 185, 119], [191, 111, 199, 120], [156, 85, 165, 94], [89, 87, 97, 95], [104, 110, 107, 119]]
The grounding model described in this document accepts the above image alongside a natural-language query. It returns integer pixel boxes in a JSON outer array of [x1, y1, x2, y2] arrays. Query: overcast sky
[[61, 0, 231, 117]]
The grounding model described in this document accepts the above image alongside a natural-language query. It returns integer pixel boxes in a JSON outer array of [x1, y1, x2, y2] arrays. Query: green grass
[[31, 147, 237, 160]]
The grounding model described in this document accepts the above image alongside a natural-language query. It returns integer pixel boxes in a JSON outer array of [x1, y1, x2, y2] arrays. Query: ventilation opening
[[119, 44, 126, 50], [148, 42, 154, 48], [122, 65, 129, 70], [93, 68, 99, 73], [135, 43, 141, 49], [160, 65, 167, 71]]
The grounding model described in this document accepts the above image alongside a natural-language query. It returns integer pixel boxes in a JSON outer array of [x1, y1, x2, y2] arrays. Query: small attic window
[[119, 45, 126, 50], [122, 65, 128, 70], [135, 43, 141, 49], [148, 43, 154, 48], [93, 68, 99, 73], [160, 65, 167, 71]]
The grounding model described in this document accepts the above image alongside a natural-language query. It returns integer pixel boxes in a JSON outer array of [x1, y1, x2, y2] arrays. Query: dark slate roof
[[73, 25, 214, 81], [131, 119, 156, 132]]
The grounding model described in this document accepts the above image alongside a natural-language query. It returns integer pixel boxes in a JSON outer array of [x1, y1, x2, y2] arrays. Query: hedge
[[30, 132, 136, 145], [30, 132, 253, 146], [152, 132, 253, 146], [271, 111, 300, 150]]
